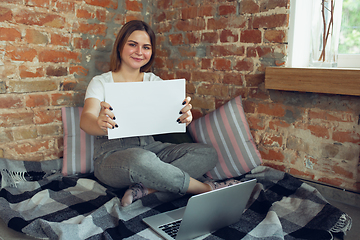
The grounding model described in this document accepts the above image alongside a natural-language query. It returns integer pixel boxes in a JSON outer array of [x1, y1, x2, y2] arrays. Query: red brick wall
[[0, 0, 154, 160], [1, 0, 359, 193], [153, 0, 360, 192]]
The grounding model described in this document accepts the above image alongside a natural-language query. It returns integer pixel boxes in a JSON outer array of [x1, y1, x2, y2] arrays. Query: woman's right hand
[[97, 101, 118, 132]]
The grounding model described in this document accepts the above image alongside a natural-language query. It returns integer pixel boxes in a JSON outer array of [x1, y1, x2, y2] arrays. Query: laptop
[[142, 178, 257, 240]]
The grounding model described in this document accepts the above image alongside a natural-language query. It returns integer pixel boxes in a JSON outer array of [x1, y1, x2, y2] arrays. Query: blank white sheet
[[105, 79, 186, 139]]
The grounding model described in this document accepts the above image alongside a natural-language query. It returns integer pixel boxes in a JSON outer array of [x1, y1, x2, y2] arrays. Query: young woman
[[80, 20, 237, 207]]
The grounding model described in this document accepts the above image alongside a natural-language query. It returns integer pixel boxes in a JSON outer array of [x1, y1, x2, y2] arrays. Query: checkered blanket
[[0, 158, 352, 240]]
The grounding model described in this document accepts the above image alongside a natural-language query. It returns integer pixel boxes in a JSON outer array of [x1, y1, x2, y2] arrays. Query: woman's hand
[[177, 96, 193, 126], [97, 101, 118, 132]]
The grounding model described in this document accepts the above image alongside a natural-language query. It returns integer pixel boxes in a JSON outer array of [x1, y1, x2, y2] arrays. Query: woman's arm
[[80, 98, 117, 136]]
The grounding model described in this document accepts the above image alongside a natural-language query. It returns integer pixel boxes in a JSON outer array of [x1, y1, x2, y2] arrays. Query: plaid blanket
[[0, 158, 352, 240]]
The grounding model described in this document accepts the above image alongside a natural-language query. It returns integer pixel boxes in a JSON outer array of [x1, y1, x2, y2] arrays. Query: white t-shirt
[[85, 71, 163, 102]]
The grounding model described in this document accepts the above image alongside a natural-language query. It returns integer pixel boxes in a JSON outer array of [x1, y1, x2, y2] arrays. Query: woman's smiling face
[[120, 30, 152, 71]]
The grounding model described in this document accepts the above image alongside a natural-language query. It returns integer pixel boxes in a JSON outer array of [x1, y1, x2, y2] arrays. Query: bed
[[0, 158, 352, 240], [0, 99, 353, 240]]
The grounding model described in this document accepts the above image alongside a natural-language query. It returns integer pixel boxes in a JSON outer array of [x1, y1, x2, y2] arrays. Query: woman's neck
[[112, 67, 144, 82]]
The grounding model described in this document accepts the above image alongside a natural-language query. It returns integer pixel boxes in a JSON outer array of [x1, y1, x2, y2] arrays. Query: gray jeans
[[93, 135, 218, 195]]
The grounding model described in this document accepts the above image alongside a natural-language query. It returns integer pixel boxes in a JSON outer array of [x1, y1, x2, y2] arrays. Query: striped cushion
[[188, 96, 262, 180], [61, 107, 94, 176]]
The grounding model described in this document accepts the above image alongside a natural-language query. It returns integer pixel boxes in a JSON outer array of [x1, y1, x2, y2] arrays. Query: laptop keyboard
[[159, 220, 182, 239]]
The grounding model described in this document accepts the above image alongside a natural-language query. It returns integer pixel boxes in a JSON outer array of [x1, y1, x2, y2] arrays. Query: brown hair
[[110, 20, 156, 73]]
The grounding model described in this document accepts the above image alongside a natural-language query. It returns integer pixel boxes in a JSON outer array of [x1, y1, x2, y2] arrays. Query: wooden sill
[[265, 67, 360, 96]]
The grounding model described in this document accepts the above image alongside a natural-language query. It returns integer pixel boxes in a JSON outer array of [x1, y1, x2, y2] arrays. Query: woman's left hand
[[177, 96, 193, 126]]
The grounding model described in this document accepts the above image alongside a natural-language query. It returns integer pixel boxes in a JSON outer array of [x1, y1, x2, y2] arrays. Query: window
[[288, 0, 360, 68]]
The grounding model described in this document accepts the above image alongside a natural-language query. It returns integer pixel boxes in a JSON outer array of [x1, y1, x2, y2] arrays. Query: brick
[[169, 33, 183, 45], [229, 87, 248, 100], [333, 130, 360, 144], [240, 0, 260, 14], [198, 5, 215, 17], [208, 16, 246, 30], [11, 139, 53, 155], [234, 58, 253, 72], [317, 177, 343, 187], [157, 0, 171, 9], [220, 29, 238, 43], [306, 124, 330, 139], [0, 28, 21, 41], [73, 22, 107, 36], [178, 59, 197, 70], [197, 83, 229, 97], [15, 10, 65, 28], [181, 6, 197, 19], [208, 45, 245, 57], [241, 30, 261, 43], [6, 46, 37, 62], [308, 109, 354, 122], [259, 147, 285, 161], [26, 93, 50, 107], [96, 9, 114, 22], [289, 168, 315, 179], [213, 58, 231, 71], [219, 4, 236, 15], [262, 162, 286, 172], [54, 1, 75, 12], [264, 30, 286, 43], [253, 14, 288, 29], [25, 0, 50, 8], [34, 108, 61, 124], [85, 0, 118, 9], [175, 18, 206, 32], [247, 115, 265, 130], [178, 46, 196, 57], [332, 165, 354, 179], [243, 100, 255, 113], [0, 81, 6, 93], [191, 71, 221, 83], [125, 14, 144, 22], [125, 0, 142, 11], [191, 95, 215, 110], [0, 130, 13, 143], [245, 74, 264, 87], [39, 49, 81, 63], [186, 82, 196, 94], [258, 103, 285, 117], [61, 80, 77, 91], [185, 32, 200, 44], [286, 136, 309, 152], [247, 46, 274, 58], [37, 124, 60, 136], [175, 71, 191, 81], [0, 7, 12, 22], [51, 92, 73, 106], [0, 94, 23, 109], [201, 58, 211, 69], [19, 65, 45, 78], [262, 133, 283, 147], [8, 80, 57, 93], [154, 57, 165, 68], [93, 38, 113, 51], [73, 37, 91, 49], [70, 66, 89, 76], [269, 119, 290, 130], [13, 127, 38, 141], [25, 29, 48, 44], [76, 8, 95, 19], [51, 33, 70, 46], [201, 32, 218, 43], [260, 0, 289, 12], [223, 72, 243, 86], [0, 110, 34, 127], [46, 66, 67, 76]]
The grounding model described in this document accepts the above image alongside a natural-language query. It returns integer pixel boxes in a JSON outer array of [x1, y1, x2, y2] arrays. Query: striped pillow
[[61, 107, 94, 176], [188, 96, 262, 180]]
